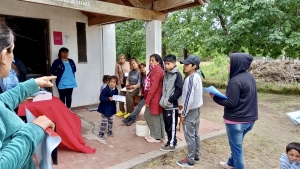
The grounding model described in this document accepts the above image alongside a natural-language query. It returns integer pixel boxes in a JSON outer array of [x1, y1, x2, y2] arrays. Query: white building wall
[[102, 24, 117, 76], [0, 0, 116, 107], [146, 20, 162, 70]]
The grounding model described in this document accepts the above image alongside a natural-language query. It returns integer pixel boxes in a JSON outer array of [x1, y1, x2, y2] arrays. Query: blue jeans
[[225, 122, 255, 169]]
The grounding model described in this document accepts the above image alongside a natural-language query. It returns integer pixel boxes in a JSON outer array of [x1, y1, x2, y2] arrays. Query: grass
[[141, 93, 300, 169]]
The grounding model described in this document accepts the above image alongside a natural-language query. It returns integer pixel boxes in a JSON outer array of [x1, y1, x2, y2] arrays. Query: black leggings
[[58, 88, 73, 108]]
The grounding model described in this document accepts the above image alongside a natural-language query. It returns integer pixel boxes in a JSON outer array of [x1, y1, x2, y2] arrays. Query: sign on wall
[[63, 32, 71, 44], [53, 31, 63, 45]]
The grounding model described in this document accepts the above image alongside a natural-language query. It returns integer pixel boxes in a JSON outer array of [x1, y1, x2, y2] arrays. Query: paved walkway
[[50, 100, 225, 169]]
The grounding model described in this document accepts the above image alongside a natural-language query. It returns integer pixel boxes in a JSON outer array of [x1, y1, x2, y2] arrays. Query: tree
[[203, 0, 300, 58], [116, 20, 146, 62], [116, 0, 300, 60], [162, 7, 216, 59]]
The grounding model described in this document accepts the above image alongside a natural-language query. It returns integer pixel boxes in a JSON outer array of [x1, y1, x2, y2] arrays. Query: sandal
[[146, 136, 161, 143]]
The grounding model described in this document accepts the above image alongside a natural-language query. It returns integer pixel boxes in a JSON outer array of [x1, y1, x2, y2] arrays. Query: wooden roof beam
[[20, 0, 167, 22], [197, 0, 204, 5], [127, 0, 145, 8], [104, 0, 125, 5], [89, 16, 129, 25], [153, 0, 195, 12]]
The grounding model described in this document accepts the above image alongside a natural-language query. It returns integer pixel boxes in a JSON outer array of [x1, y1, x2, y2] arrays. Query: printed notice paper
[[112, 95, 126, 102], [203, 86, 228, 99], [287, 110, 300, 125], [26, 108, 61, 169]]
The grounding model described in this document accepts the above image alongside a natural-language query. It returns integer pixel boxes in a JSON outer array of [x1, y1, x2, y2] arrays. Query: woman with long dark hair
[[122, 62, 147, 126], [0, 21, 55, 168], [144, 54, 165, 143], [50, 47, 77, 109], [117, 58, 140, 118]]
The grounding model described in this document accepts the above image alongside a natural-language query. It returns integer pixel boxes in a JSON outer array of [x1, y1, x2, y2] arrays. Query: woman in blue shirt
[[50, 47, 77, 109]]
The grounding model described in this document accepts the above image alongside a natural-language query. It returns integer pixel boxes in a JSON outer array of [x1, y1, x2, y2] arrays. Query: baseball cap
[[180, 55, 200, 70]]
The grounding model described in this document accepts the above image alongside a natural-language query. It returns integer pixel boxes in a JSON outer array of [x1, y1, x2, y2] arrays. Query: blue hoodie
[[280, 153, 300, 169], [213, 53, 258, 122]]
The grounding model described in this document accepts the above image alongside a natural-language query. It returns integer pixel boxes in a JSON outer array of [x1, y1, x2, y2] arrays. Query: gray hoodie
[[159, 66, 183, 109]]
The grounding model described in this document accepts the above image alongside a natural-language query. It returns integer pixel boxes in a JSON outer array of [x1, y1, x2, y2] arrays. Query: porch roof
[[20, 0, 209, 25]]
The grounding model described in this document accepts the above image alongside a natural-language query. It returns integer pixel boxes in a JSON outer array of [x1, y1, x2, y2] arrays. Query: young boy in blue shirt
[[159, 54, 183, 151], [280, 142, 300, 169]]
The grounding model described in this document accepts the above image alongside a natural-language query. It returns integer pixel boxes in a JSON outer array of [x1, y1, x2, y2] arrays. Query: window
[[76, 22, 87, 63]]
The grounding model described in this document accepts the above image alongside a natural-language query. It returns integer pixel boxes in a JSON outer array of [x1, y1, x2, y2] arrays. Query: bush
[[200, 57, 300, 96]]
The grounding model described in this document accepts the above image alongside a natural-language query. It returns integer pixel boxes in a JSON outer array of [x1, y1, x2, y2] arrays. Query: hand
[[209, 94, 215, 98], [167, 101, 171, 105], [32, 115, 55, 130], [35, 76, 57, 88], [109, 97, 113, 101], [145, 104, 149, 107]]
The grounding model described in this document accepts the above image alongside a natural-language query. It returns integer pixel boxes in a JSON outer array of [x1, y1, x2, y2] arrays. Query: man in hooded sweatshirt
[[210, 53, 258, 169], [159, 54, 183, 152]]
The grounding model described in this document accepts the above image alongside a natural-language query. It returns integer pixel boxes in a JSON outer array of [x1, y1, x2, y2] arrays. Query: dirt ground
[[141, 91, 300, 169]]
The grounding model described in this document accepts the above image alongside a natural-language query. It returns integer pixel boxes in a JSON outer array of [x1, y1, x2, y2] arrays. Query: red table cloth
[[18, 97, 96, 154]]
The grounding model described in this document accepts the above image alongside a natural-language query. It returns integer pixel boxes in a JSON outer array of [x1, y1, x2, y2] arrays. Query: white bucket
[[136, 121, 150, 137]]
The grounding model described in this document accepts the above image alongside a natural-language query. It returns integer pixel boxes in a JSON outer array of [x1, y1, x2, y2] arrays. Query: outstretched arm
[[0, 79, 39, 110]]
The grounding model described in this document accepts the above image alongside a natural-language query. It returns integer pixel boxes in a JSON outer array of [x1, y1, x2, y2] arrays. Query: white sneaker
[[219, 162, 234, 169]]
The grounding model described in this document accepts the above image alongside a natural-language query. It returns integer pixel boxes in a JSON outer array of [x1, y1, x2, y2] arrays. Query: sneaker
[[219, 162, 234, 169], [107, 132, 114, 137], [160, 145, 175, 152], [126, 119, 135, 126], [116, 111, 126, 117], [98, 133, 105, 139], [176, 157, 194, 168], [194, 158, 200, 164], [124, 113, 130, 118], [161, 143, 169, 148]]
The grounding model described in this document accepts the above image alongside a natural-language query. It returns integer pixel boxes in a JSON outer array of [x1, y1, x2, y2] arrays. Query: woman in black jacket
[[50, 47, 77, 109], [210, 53, 258, 169]]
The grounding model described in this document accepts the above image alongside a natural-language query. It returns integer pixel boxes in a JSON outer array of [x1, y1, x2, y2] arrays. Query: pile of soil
[[250, 60, 300, 83]]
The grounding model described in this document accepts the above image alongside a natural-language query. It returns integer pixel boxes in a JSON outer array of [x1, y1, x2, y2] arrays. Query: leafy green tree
[[203, 0, 300, 58], [116, 20, 146, 62], [116, 0, 300, 60]]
